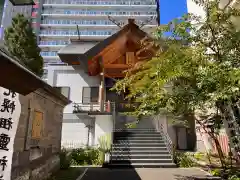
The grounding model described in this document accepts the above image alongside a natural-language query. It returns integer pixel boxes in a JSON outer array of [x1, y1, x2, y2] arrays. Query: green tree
[[4, 13, 43, 76], [113, 0, 240, 159]]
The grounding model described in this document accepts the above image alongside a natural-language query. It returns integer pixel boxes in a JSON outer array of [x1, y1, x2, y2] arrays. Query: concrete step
[[113, 139, 165, 143], [114, 132, 162, 135], [108, 162, 176, 168], [111, 159, 174, 164], [114, 136, 164, 140], [111, 150, 170, 155], [112, 146, 168, 151], [114, 135, 163, 139], [113, 143, 166, 147], [115, 129, 157, 132], [111, 154, 172, 159]]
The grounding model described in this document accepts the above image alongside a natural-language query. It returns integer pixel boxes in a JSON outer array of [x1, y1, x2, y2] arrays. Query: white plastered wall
[[94, 115, 113, 145]]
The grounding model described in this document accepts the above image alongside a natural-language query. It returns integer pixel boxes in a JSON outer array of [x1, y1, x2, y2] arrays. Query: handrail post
[[158, 123, 174, 160]]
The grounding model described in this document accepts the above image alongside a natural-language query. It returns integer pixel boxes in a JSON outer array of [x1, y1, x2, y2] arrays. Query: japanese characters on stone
[[0, 88, 21, 180], [223, 106, 240, 160]]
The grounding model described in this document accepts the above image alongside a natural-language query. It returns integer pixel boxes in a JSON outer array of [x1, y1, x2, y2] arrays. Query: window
[[82, 87, 99, 104], [55, 87, 70, 98]]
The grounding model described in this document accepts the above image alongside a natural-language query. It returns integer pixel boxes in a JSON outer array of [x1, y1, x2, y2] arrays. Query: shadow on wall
[[61, 114, 95, 148], [95, 115, 113, 132], [95, 115, 113, 145], [115, 115, 156, 130]]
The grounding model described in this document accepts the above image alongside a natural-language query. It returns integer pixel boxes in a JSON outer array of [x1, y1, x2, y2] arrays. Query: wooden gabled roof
[[58, 19, 159, 77]]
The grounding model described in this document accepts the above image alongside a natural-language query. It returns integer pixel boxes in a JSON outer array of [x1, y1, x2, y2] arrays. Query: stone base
[[12, 155, 60, 180]]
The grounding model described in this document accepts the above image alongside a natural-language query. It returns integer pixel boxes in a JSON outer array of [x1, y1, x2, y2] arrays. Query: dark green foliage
[[210, 168, 240, 180], [71, 147, 103, 165], [4, 13, 43, 76], [210, 168, 222, 177], [59, 148, 72, 170], [113, 0, 240, 121], [173, 151, 195, 168], [113, 0, 240, 156]]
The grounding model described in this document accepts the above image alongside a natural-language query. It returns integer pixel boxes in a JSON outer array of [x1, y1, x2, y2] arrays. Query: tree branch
[[223, 0, 234, 11]]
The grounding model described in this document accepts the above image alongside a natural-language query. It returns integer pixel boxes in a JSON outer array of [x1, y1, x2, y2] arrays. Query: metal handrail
[[110, 102, 116, 164], [158, 124, 174, 159], [72, 101, 115, 113]]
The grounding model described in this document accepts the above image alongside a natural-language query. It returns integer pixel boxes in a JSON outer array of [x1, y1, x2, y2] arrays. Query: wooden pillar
[[126, 52, 135, 65], [98, 56, 105, 112]]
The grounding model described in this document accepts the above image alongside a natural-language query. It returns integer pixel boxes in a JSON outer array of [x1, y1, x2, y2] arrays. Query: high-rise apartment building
[[36, 0, 159, 79], [0, 1, 5, 35], [0, 0, 33, 39]]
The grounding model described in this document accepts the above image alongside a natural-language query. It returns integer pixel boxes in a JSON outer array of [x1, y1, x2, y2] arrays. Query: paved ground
[[78, 168, 216, 180]]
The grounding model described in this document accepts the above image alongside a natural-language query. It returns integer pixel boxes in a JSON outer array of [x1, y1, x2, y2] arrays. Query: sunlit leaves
[[113, 0, 240, 123]]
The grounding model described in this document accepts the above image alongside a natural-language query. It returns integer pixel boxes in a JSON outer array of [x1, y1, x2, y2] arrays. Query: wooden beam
[[137, 56, 153, 61], [102, 47, 125, 64], [92, 32, 131, 65], [98, 32, 128, 58], [104, 73, 126, 78], [104, 64, 131, 69]]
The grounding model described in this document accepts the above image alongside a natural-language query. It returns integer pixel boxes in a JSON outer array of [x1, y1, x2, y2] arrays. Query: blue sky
[[159, 0, 188, 24]]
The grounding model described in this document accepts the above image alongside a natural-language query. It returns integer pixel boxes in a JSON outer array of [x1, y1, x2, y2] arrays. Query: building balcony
[[43, 4, 156, 9], [40, 19, 157, 27], [39, 34, 110, 40], [39, 45, 65, 50], [72, 102, 115, 115], [40, 24, 119, 29], [41, 14, 155, 20], [42, 0, 156, 6], [40, 24, 157, 29], [41, 55, 59, 60]]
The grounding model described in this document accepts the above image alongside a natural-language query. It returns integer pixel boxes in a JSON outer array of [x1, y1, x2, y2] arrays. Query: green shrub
[[71, 148, 85, 165], [210, 169, 221, 177], [98, 133, 112, 153], [173, 151, 195, 167], [71, 147, 102, 165], [210, 168, 240, 179], [194, 152, 204, 160], [227, 169, 240, 180], [59, 148, 71, 169], [229, 175, 240, 180]]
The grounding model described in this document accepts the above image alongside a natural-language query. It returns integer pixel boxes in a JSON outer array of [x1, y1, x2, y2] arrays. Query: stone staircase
[[109, 128, 176, 168]]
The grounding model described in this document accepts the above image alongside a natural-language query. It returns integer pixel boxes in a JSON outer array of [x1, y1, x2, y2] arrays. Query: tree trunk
[[184, 113, 197, 151], [196, 119, 226, 168], [210, 133, 226, 168], [198, 129, 212, 164], [217, 102, 240, 162]]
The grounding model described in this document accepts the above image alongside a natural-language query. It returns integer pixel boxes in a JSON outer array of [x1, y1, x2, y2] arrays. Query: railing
[[158, 124, 174, 159], [72, 101, 115, 114], [40, 20, 156, 26], [39, 31, 115, 36], [42, 10, 157, 16], [43, 0, 156, 6], [116, 101, 141, 112]]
